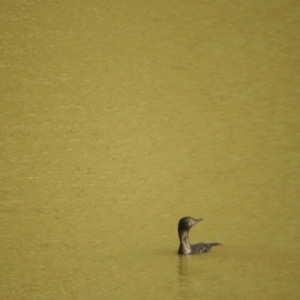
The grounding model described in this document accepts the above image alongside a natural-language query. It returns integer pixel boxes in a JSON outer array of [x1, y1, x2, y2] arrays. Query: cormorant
[[178, 216, 221, 255]]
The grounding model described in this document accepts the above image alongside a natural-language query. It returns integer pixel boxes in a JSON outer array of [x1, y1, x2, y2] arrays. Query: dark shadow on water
[[178, 255, 193, 299]]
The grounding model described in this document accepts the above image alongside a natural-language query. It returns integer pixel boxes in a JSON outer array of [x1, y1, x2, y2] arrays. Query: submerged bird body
[[178, 216, 221, 255]]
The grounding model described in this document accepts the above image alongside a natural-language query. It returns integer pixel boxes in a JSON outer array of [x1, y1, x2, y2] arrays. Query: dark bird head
[[178, 216, 203, 231]]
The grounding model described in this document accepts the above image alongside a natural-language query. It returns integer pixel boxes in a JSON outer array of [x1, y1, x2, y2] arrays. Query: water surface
[[1, 1, 300, 299]]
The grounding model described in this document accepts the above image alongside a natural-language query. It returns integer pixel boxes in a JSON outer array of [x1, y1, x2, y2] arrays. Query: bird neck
[[178, 229, 192, 254]]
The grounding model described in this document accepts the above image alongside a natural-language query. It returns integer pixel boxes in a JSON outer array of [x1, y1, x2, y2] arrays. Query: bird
[[178, 216, 221, 255]]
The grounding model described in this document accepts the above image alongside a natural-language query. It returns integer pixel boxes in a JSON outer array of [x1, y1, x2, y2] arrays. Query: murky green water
[[1, 1, 300, 299]]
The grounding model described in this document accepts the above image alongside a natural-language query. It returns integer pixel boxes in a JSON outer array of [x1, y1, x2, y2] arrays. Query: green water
[[1, 1, 300, 299]]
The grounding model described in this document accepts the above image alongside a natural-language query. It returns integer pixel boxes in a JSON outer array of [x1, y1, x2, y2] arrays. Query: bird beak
[[193, 218, 203, 225]]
